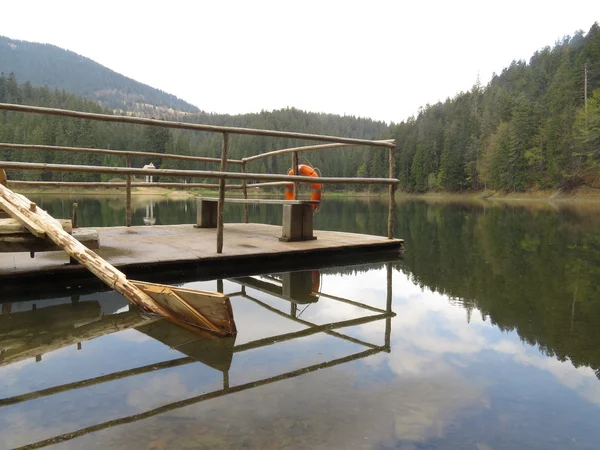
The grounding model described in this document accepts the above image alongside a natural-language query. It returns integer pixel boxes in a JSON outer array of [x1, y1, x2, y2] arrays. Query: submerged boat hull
[[131, 281, 236, 337]]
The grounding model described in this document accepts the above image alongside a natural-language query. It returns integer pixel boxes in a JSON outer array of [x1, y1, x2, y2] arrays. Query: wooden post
[[69, 203, 78, 262], [126, 155, 132, 227], [241, 161, 249, 224], [0, 169, 6, 187], [292, 151, 299, 199], [217, 133, 229, 254], [72, 203, 79, 229], [388, 146, 396, 239]]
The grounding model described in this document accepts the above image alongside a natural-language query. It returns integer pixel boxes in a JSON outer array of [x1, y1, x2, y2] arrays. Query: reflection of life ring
[[285, 164, 322, 211], [310, 270, 320, 298]]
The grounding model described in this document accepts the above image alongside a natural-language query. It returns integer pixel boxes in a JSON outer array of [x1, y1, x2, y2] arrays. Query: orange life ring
[[285, 164, 322, 211]]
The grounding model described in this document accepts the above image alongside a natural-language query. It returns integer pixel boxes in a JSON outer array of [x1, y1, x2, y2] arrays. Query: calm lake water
[[2, 195, 600, 449]]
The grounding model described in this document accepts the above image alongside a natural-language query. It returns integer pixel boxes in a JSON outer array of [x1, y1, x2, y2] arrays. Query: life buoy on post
[[285, 164, 322, 211]]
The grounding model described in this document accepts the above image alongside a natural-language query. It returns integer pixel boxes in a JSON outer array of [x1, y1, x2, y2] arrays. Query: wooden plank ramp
[[0, 182, 236, 337]]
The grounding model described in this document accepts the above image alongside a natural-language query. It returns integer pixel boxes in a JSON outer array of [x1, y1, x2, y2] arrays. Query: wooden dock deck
[[0, 223, 403, 281]]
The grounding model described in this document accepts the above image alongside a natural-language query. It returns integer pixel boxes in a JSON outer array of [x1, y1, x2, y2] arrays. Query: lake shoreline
[[11, 185, 600, 202]]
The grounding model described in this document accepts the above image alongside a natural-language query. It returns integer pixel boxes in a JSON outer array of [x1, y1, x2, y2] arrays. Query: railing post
[[241, 161, 249, 224], [126, 155, 132, 227], [72, 202, 78, 229], [387, 146, 396, 239], [217, 133, 229, 253], [292, 151, 299, 198]]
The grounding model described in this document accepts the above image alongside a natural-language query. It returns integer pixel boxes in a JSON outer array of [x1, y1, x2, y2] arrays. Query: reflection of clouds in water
[[127, 372, 201, 412], [318, 267, 600, 405], [114, 328, 153, 343], [75, 361, 484, 450]]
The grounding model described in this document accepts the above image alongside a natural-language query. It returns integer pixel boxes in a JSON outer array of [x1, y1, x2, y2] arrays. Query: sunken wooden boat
[[0, 181, 236, 338], [131, 281, 236, 337]]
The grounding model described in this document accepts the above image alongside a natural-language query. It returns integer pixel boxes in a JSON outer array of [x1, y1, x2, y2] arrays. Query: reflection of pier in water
[[143, 199, 156, 225], [0, 264, 395, 449]]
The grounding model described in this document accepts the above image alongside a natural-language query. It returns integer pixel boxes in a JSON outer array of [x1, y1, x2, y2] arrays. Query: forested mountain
[[1, 23, 600, 193], [0, 36, 199, 114], [392, 22, 600, 193]]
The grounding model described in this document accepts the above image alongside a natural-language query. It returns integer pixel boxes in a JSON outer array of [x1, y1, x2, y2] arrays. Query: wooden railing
[[0, 103, 398, 253]]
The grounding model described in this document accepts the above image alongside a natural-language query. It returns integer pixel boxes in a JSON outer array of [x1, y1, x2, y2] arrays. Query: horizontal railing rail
[[0, 161, 400, 185], [0, 142, 244, 165], [0, 103, 395, 148]]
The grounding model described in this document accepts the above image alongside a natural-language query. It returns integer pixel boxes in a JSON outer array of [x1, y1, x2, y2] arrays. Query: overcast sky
[[1, 0, 599, 123]]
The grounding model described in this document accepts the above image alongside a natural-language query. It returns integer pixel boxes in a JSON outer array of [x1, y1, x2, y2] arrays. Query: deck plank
[[0, 223, 403, 277]]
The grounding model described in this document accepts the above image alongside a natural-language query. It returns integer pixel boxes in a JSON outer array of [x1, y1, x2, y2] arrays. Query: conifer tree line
[[395, 23, 600, 192], [1, 22, 599, 192]]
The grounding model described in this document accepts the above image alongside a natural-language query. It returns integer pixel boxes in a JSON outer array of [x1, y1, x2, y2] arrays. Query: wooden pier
[[0, 102, 402, 287], [0, 223, 403, 280]]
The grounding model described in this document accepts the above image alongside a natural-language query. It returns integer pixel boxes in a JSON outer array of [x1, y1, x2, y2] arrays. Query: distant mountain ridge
[[0, 35, 200, 115]]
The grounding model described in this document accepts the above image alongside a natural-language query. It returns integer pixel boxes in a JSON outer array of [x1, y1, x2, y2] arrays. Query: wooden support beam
[[0, 169, 6, 186]]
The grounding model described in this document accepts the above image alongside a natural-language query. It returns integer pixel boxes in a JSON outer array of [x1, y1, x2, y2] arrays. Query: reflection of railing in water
[[1, 264, 395, 449], [143, 200, 156, 225]]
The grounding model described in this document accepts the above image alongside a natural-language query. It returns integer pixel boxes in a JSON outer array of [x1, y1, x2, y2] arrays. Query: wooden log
[[0, 184, 171, 319], [0, 103, 396, 148], [0, 161, 400, 185], [0, 169, 6, 186], [242, 140, 395, 162], [217, 133, 228, 254], [388, 146, 396, 239], [0, 142, 243, 165], [0, 229, 98, 253], [0, 218, 72, 235]]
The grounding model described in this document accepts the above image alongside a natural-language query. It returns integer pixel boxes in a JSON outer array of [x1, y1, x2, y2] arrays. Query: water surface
[[1, 196, 600, 449]]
